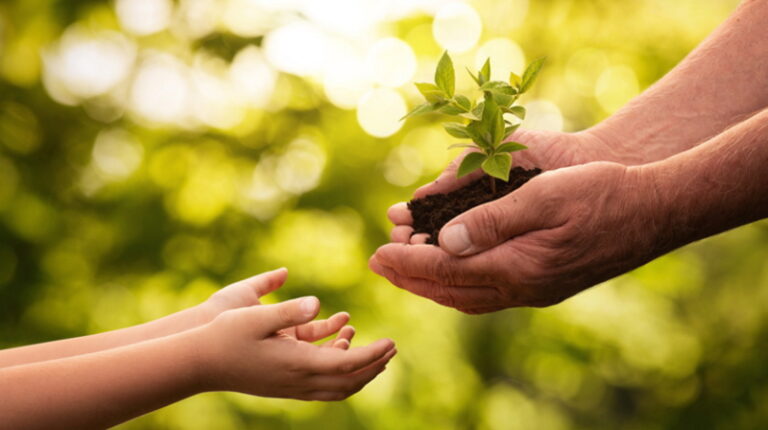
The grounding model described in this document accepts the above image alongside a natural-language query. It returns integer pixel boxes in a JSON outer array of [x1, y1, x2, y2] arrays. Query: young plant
[[403, 51, 545, 194]]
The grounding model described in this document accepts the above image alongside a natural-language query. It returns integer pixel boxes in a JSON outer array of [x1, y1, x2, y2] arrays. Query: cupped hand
[[196, 293, 396, 400], [388, 129, 616, 244], [372, 162, 665, 313], [203, 269, 354, 349]]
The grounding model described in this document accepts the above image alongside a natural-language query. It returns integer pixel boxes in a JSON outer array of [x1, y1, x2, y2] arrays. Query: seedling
[[403, 52, 545, 194]]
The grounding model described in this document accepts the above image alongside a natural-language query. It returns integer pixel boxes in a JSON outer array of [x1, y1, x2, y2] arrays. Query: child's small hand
[[203, 269, 354, 349], [194, 277, 396, 401]]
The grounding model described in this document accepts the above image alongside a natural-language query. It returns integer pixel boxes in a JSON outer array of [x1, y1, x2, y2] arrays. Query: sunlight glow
[[356, 88, 407, 138], [116, 0, 173, 36], [596, 65, 639, 113], [43, 27, 135, 100], [523, 100, 564, 132], [129, 53, 190, 125], [433, 2, 482, 53], [475, 38, 525, 80], [263, 21, 329, 77], [91, 128, 143, 179], [229, 46, 277, 109], [275, 138, 327, 194], [366, 38, 417, 88]]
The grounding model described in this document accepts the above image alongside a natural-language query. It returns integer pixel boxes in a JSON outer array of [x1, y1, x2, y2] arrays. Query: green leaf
[[520, 57, 545, 93], [504, 123, 521, 138], [466, 67, 481, 86], [492, 107, 505, 147], [507, 105, 526, 119], [435, 51, 455, 97], [480, 80, 508, 91], [438, 104, 464, 115], [401, 102, 435, 120], [443, 122, 470, 138], [492, 92, 514, 108], [509, 71, 521, 87], [457, 152, 487, 178], [454, 95, 471, 112], [471, 102, 484, 119], [460, 111, 481, 121], [481, 153, 512, 181], [448, 143, 478, 150], [414, 82, 446, 104], [466, 121, 490, 150], [479, 58, 491, 84], [497, 141, 527, 153]]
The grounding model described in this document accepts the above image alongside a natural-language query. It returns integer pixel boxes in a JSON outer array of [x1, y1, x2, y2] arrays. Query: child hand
[[194, 290, 396, 400], [203, 269, 354, 349]]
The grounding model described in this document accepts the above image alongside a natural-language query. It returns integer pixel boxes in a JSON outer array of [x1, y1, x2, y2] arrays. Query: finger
[[250, 296, 320, 337], [370, 259, 505, 312], [437, 177, 554, 256], [320, 325, 355, 348], [308, 338, 395, 375], [337, 325, 355, 343], [387, 202, 413, 225], [229, 268, 289, 298], [390, 226, 414, 243], [308, 348, 396, 394], [414, 150, 485, 199], [294, 312, 350, 342], [372, 243, 501, 286], [332, 338, 351, 350], [409, 233, 429, 245]]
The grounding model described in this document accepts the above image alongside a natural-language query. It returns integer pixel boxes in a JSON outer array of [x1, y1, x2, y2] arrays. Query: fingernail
[[441, 224, 472, 255], [300, 296, 319, 316]]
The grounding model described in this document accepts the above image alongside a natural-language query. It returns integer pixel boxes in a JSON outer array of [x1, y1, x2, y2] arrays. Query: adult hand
[[371, 162, 666, 313], [388, 129, 617, 244]]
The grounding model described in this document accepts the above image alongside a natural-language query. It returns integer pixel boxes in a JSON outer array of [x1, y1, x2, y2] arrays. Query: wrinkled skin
[[371, 130, 665, 313]]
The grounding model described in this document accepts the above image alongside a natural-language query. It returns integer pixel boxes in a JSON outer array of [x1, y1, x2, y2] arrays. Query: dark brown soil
[[408, 167, 542, 245]]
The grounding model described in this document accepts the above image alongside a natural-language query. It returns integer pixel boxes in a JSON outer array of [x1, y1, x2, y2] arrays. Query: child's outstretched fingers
[[290, 312, 350, 342], [307, 347, 397, 400], [320, 325, 355, 349], [207, 268, 289, 312], [309, 338, 395, 375], [248, 297, 321, 338]]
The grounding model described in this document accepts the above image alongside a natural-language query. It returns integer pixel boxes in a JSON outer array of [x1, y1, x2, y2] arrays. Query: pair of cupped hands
[[196, 129, 659, 400]]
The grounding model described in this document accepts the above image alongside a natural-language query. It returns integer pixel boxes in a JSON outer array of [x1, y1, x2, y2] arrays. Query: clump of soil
[[408, 166, 542, 245]]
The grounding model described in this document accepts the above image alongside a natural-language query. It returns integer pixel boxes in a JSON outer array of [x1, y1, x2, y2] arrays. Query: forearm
[[588, 0, 768, 164], [639, 107, 768, 253], [0, 303, 214, 368], [0, 329, 204, 430]]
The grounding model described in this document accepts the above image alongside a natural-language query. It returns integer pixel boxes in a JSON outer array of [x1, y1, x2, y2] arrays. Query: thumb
[[437, 181, 549, 256], [254, 296, 320, 337]]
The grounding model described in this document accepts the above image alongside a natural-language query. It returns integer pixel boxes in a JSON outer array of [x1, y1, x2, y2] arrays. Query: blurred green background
[[2, 0, 768, 429]]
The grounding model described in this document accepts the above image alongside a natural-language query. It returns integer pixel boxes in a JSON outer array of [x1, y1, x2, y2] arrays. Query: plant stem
[[489, 176, 496, 195]]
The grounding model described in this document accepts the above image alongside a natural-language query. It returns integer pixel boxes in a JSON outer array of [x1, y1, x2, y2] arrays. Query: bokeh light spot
[[596, 65, 639, 113], [91, 128, 144, 179], [433, 2, 483, 53], [522, 100, 564, 132], [366, 38, 417, 88], [475, 38, 526, 80], [356, 88, 406, 138], [116, 0, 173, 36]]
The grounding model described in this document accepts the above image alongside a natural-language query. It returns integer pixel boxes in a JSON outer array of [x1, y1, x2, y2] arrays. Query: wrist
[[628, 163, 680, 256], [174, 327, 218, 394], [581, 124, 645, 165]]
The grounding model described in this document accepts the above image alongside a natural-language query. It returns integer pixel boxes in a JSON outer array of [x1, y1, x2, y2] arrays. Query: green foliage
[[404, 52, 546, 182], [3, 1, 766, 430]]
